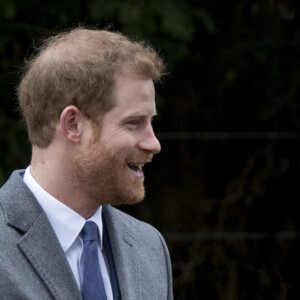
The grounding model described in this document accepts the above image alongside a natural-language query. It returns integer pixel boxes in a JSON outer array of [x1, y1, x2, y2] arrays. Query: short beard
[[71, 138, 152, 206]]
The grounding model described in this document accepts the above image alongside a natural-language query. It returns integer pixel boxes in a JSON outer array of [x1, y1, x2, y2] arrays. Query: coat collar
[[0, 170, 81, 300]]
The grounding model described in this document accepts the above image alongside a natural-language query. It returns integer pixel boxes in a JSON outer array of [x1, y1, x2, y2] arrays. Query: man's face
[[72, 74, 161, 205]]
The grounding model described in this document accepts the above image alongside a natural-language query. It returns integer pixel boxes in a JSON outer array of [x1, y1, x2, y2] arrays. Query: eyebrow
[[122, 111, 158, 119]]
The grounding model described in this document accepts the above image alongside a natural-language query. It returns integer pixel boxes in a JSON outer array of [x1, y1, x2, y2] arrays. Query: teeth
[[128, 163, 144, 171]]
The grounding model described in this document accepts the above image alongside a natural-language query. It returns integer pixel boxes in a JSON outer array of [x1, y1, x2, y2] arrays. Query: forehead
[[111, 74, 156, 116]]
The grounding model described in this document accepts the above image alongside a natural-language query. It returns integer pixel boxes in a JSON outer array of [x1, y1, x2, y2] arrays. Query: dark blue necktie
[[81, 221, 107, 300]]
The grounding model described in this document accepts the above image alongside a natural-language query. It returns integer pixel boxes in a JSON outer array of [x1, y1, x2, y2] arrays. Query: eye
[[127, 120, 140, 126], [125, 119, 142, 129]]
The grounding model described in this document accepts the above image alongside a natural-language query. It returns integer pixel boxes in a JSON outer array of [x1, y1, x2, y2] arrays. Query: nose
[[138, 124, 161, 154]]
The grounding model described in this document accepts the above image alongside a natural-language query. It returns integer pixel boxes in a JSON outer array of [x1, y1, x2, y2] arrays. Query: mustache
[[127, 153, 153, 164]]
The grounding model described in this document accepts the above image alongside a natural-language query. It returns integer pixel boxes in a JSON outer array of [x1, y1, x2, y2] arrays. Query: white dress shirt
[[23, 166, 113, 300]]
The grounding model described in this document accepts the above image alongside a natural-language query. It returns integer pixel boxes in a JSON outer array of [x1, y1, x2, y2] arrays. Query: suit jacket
[[0, 170, 173, 300]]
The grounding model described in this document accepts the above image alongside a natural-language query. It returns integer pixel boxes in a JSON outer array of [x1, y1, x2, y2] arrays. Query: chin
[[110, 186, 145, 206], [85, 180, 146, 206], [113, 175, 145, 205]]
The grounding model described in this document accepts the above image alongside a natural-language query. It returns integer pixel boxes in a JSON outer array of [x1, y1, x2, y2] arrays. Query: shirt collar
[[23, 166, 104, 253]]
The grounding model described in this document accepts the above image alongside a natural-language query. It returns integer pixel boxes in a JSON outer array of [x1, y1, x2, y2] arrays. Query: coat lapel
[[1, 170, 81, 300], [18, 212, 81, 300], [103, 205, 141, 300]]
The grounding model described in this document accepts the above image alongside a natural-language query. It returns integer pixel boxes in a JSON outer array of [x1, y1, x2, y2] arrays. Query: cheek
[[106, 135, 137, 152]]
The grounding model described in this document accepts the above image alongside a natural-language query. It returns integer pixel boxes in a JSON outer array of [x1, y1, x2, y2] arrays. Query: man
[[0, 28, 173, 300]]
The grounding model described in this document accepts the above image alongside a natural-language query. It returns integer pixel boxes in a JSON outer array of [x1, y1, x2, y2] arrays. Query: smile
[[127, 163, 145, 179]]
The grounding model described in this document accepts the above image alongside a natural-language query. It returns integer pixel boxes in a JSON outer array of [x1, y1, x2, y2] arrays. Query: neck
[[30, 146, 100, 219]]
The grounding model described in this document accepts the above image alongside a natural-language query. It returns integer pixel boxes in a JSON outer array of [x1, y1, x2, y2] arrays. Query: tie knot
[[82, 221, 98, 242]]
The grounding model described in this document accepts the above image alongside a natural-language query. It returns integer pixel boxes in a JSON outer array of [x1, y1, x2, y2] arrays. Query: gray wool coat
[[0, 170, 173, 300]]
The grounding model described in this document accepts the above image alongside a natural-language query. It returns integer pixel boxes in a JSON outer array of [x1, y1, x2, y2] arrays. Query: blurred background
[[0, 0, 299, 299]]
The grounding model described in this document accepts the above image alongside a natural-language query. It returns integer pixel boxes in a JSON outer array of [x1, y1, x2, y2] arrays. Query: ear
[[60, 105, 84, 143]]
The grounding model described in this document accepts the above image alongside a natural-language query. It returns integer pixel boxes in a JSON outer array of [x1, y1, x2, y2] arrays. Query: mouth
[[127, 162, 146, 179]]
